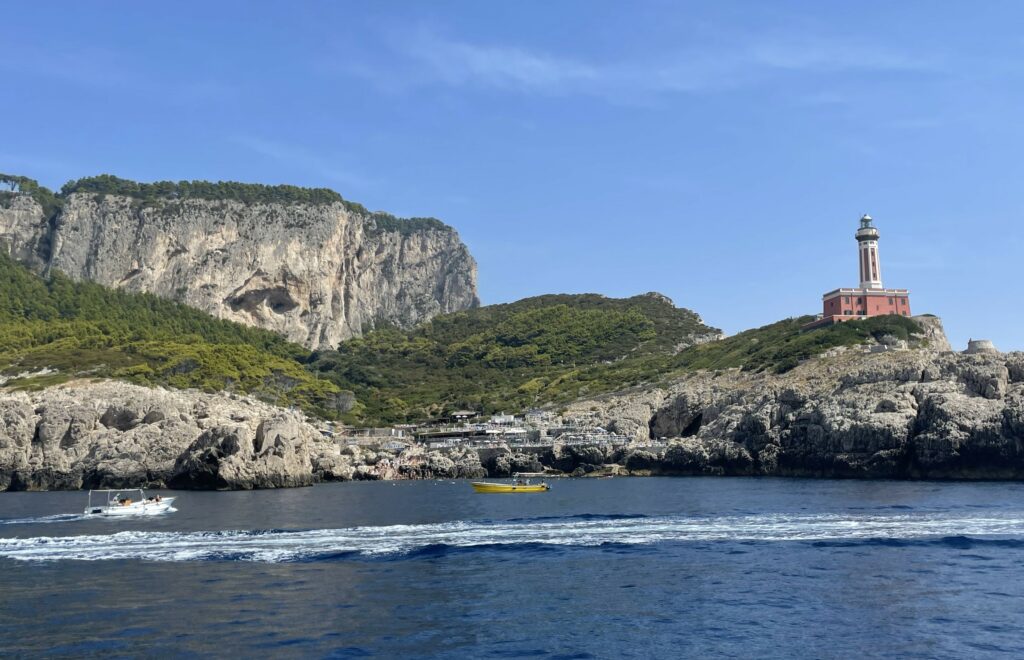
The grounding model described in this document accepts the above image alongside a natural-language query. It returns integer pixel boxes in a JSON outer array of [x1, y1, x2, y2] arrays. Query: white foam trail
[[2, 512, 1024, 563], [0, 507, 177, 526], [0, 513, 90, 526]]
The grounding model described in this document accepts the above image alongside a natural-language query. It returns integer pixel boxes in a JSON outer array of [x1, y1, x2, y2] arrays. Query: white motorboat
[[84, 489, 176, 516]]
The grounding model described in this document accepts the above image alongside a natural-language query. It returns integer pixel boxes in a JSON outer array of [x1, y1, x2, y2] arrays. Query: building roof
[[822, 287, 909, 299]]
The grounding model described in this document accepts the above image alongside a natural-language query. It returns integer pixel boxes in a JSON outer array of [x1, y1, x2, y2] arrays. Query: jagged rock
[[99, 404, 142, 431], [623, 448, 661, 471], [170, 413, 317, 489], [509, 452, 544, 475], [312, 451, 357, 481], [0, 192, 478, 348], [0, 380, 334, 491], [565, 325, 1024, 480], [550, 443, 609, 472], [568, 389, 667, 442], [391, 446, 486, 480], [485, 450, 544, 477], [659, 438, 755, 476], [915, 316, 953, 352], [142, 410, 165, 424], [1007, 355, 1024, 383]]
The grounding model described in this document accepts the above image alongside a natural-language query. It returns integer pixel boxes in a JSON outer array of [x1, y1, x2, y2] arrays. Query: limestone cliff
[[0, 190, 478, 348]]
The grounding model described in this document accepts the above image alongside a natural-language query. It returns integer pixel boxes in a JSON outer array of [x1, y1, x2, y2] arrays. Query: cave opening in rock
[[681, 413, 703, 437]]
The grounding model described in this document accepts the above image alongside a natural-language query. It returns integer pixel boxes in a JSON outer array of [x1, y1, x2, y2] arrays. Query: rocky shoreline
[[3, 333, 1024, 490], [564, 346, 1024, 480]]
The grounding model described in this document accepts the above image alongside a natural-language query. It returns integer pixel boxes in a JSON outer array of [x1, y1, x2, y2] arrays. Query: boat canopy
[[87, 489, 147, 506]]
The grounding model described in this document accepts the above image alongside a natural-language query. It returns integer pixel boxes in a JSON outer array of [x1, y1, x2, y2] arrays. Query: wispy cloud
[[231, 136, 378, 190], [745, 36, 930, 73], [334, 26, 939, 99], [400, 31, 599, 92]]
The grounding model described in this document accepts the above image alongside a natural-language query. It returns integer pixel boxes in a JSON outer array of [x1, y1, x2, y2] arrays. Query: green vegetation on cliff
[[670, 314, 923, 374], [314, 301, 924, 425], [0, 254, 344, 416], [2, 173, 451, 234], [360, 210, 449, 236], [0, 173, 63, 219], [61, 174, 343, 206], [309, 293, 719, 423]]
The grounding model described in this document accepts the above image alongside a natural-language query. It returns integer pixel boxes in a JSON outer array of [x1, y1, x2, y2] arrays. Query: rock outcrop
[[0, 380, 334, 490], [0, 192, 478, 348], [564, 341, 1024, 480], [0, 379, 488, 491]]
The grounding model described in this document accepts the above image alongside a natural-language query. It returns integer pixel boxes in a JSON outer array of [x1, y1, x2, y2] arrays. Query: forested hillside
[[312, 295, 926, 425], [0, 254, 344, 417], [308, 293, 721, 423]]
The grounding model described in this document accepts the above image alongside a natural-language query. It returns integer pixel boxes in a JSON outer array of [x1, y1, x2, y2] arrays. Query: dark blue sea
[[3, 478, 1024, 658]]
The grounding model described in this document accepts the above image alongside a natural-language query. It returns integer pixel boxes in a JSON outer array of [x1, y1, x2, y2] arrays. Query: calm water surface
[[3, 478, 1024, 657]]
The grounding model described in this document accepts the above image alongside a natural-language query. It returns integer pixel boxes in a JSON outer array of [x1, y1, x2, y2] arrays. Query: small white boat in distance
[[84, 489, 176, 516]]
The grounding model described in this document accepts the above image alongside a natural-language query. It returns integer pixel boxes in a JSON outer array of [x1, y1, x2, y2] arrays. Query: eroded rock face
[[0, 380, 336, 491], [308, 444, 487, 482], [565, 347, 1024, 480], [0, 194, 49, 269], [0, 380, 500, 490], [0, 193, 478, 348]]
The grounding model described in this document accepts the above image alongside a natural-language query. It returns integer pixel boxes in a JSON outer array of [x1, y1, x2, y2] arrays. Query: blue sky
[[3, 1, 1023, 350]]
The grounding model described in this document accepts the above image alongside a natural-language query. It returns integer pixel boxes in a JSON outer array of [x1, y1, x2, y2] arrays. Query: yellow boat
[[471, 476, 550, 493]]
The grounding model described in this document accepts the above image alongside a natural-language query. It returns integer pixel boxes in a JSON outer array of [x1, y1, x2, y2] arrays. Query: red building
[[814, 214, 911, 326]]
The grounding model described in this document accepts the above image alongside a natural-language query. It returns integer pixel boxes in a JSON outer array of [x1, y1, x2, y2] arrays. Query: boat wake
[[1, 507, 178, 526], [3, 511, 1024, 562], [0, 513, 90, 526]]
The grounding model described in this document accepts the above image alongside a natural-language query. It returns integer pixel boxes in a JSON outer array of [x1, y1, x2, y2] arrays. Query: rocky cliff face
[[0, 192, 478, 348], [563, 329, 1024, 479], [0, 380, 327, 490], [0, 379, 486, 491]]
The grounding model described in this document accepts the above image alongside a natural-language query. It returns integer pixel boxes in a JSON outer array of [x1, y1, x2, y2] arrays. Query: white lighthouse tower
[[856, 214, 882, 290]]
